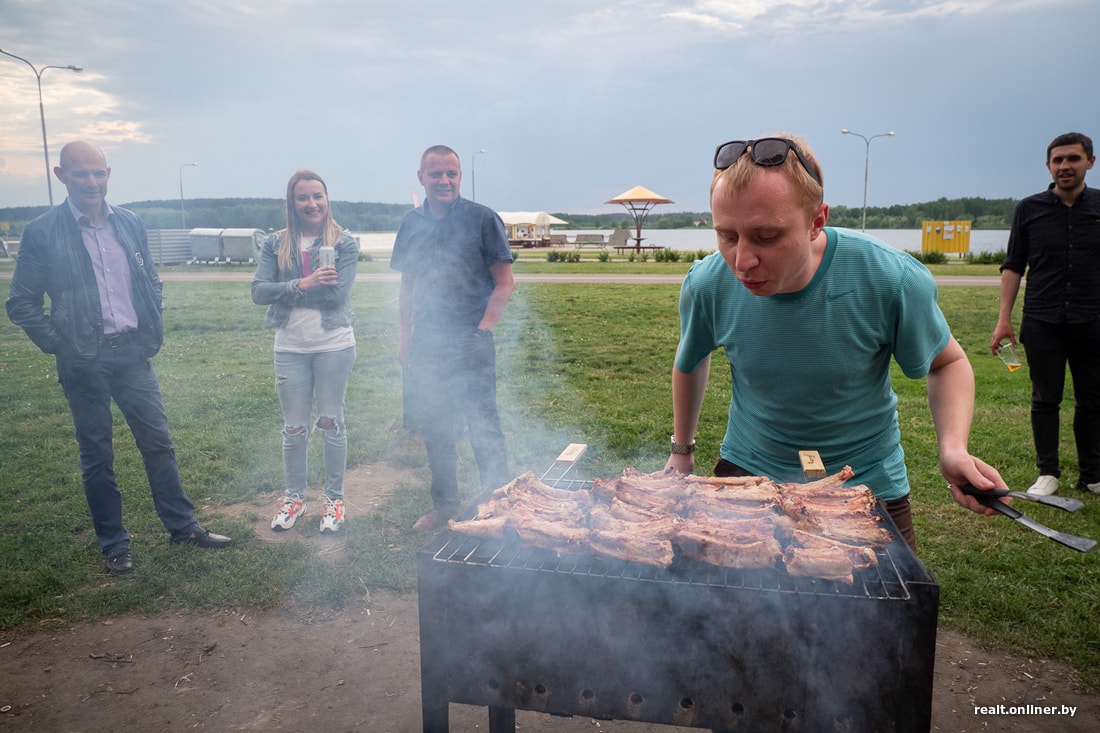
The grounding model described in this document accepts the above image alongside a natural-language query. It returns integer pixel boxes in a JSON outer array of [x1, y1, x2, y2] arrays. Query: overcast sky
[[2, 0, 1097, 217]]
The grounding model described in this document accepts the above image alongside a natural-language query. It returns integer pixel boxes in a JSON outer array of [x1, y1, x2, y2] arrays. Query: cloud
[[663, 0, 1064, 34], [1, 0, 1098, 213]]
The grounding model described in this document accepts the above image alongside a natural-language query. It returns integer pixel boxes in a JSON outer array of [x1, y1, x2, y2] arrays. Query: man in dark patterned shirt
[[391, 145, 515, 532], [992, 132, 1100, 496]]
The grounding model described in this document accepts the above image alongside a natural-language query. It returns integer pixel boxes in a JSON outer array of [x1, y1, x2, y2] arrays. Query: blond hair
[[711, 133, 824, 218], [276, 169, 343, 271]]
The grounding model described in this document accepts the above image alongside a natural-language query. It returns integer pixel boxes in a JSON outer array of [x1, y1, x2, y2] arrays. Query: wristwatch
[[670, 436, 695, 454]]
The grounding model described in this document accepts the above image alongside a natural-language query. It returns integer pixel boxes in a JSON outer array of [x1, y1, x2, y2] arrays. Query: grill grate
[[417, 459, 939, 733], [427, 532, 915, 600]]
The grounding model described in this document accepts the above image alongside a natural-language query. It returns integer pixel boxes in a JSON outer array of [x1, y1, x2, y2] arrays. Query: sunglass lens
[[752, 139, 790, 166], [715, 141, 748, 169]]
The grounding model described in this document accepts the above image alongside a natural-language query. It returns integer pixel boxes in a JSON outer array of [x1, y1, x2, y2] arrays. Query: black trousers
[[407, 331, 509, 514], [1020, 315, 1100, 486]]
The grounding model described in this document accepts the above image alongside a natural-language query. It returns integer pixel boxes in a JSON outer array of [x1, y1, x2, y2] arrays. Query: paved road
[[0, 270, 1001, 286]]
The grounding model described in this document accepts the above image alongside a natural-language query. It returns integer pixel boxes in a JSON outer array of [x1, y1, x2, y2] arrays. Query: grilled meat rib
[[448, 466, 892, 582]]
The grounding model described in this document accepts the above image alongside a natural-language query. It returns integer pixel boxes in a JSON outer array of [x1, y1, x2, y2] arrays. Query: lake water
[[355, 228, 1010, 255]]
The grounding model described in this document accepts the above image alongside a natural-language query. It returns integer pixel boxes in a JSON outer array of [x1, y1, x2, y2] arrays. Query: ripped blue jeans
[[274, 346, 356, 500]]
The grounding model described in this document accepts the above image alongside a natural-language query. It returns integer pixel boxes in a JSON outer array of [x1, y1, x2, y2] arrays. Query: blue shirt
[[675, 227, 951, 500], [390, 197, 512, 343]]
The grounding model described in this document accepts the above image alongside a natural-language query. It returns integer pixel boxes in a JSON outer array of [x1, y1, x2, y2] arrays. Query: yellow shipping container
[[921, 220, 971, 255]]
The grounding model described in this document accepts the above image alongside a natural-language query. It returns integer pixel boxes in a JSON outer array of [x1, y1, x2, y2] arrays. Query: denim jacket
[[251, 230, 359, 330], [5, 202, 164, 360]]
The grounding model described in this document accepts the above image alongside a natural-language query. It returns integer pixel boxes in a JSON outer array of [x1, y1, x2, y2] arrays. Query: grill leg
[[421, 702, 447, 733], [488, 706, 516, 733], [418, 573, 449, 733]]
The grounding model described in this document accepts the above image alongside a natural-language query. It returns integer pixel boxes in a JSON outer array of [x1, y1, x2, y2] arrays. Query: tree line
[[562, 197, 1020, 231], [0, 196, 1019, 237]]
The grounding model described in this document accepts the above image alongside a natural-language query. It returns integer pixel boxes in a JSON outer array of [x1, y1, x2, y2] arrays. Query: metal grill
[[427, 528, 916, 602], [418, 461, 939, 733]]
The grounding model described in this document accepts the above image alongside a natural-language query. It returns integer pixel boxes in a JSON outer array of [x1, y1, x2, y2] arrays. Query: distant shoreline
[[352, 227, 1011, 255]]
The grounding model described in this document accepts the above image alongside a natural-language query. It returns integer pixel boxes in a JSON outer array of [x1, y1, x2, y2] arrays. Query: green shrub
[[547, 250, 580, 263], [965, 250, 1006, 265], [907, 249, 947, 265]]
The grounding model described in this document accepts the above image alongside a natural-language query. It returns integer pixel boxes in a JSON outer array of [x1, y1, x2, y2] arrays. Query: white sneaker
[[1086, 482, 1100, 495], [1026, 475, 1059, 496], [272, 494, 306, 530], [320, 497, 345, 533]]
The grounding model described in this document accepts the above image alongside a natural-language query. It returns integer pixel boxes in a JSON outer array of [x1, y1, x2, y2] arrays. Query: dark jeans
[[56, 341, 198, 554], [1020, 315, 1100, 485], [714, 457, 917, 552], [408, 331, 509, 515]]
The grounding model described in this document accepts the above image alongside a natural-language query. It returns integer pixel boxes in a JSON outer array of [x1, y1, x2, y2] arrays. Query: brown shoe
[[171, 527, 233, 549], [412, 508, 450, 532]]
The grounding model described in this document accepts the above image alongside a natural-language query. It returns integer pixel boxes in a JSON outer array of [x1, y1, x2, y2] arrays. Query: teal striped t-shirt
[[675, 227, 951, 500]]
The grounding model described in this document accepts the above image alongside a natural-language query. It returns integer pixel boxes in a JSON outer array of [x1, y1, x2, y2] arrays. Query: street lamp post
[[179, 163, 198, 229], [1, 48, 83, 207], [471, 149, 486, 202], [841, 129, 895, 231]]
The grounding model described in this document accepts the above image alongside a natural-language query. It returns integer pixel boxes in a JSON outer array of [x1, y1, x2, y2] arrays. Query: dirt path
[[1, 464, 1095, 732]]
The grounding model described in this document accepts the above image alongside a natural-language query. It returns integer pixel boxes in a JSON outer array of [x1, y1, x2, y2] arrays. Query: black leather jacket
[[5, 202, 164, 361]]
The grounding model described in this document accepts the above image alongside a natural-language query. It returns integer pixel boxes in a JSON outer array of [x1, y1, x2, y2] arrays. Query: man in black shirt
[[992, 132, 1100, 496]]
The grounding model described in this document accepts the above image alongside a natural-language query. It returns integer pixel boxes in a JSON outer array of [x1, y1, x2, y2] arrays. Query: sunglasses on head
[[713, 138, 821, 185]]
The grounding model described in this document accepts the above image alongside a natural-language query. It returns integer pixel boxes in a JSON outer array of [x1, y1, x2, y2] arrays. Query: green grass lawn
[[0, 265, 1097, 686]]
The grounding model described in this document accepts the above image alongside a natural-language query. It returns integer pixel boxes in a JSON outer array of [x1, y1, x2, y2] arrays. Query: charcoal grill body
[[417, 487, 938, 733]]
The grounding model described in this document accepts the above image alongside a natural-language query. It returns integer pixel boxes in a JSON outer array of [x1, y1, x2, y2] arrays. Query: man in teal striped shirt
[[665, 134, 1006, 551]]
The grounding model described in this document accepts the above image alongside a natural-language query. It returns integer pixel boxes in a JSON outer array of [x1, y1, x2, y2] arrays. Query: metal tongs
[[960, 483, 1096, 553], [959, 484, 1083, 512]]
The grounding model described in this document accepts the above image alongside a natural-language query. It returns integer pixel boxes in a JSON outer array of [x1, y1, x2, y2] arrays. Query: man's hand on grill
[[665, 452, 694, 474]]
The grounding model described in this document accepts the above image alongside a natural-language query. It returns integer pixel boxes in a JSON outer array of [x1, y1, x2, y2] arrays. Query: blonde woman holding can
[[252, 170, 359, 533]]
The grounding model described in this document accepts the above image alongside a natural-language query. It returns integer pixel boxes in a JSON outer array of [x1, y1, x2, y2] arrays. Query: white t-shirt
[[274, 307, 355, 353]]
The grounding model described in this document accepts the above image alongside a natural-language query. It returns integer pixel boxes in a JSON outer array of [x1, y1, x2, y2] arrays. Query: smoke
[[364, 239, 939, 730], [490, 285, 591, 475]]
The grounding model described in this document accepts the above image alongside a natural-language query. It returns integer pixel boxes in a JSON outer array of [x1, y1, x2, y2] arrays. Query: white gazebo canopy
[[497, 211, 569, 240]]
